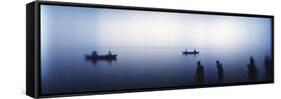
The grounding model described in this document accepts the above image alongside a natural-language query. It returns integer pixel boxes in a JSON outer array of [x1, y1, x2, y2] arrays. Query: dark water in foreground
[[41, 48, 272, 95]]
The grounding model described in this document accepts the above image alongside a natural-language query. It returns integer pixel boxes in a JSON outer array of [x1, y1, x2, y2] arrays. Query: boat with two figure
[[182, 49, 199, 55], [85, 50, 117, 61]]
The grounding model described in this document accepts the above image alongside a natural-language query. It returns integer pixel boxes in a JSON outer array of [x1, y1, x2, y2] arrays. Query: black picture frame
[[26, 0, 274, 98]]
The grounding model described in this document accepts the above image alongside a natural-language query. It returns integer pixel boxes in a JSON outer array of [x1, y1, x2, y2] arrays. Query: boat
[[85, 54, 117, 60], [85, 51, 117, 60], [182, 50, 199, 55]]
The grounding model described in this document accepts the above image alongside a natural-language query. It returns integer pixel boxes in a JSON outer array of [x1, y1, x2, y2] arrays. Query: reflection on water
[[41, 48, 273, 95], [85, 57, 117, 65]]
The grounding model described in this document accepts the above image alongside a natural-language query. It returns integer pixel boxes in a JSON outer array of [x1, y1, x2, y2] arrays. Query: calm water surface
[[41, 47, 271, 94]]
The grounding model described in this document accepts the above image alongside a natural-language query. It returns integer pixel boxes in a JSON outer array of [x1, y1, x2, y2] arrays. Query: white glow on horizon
[[93, 9, 246, 48], [192, 20, 239, 48], [41, 5, 272, 51]]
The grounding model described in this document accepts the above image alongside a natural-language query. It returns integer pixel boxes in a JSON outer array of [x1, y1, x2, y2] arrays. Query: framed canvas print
[[26, 1, 274, 98]]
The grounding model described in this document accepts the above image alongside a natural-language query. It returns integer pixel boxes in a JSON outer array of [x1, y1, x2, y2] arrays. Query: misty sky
[[41, 5, 272, 51]]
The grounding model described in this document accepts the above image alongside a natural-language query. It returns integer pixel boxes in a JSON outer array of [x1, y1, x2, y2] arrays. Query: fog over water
[[40, 5, 273, 95]]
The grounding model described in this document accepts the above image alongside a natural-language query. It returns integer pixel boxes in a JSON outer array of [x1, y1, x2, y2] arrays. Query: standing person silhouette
[[92, 50, 97, 56], [216, 60, 224, 82], [195, 61, 204, 83], [247, 56, 257, 81], [108, 50, 112, 56], [264, 56, 273, 80]]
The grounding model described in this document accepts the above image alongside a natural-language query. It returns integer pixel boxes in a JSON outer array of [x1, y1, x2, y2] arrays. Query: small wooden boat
[[85, 54, 117, 60], [85, 51, 117, 61], [182, 50, 199, 55]]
